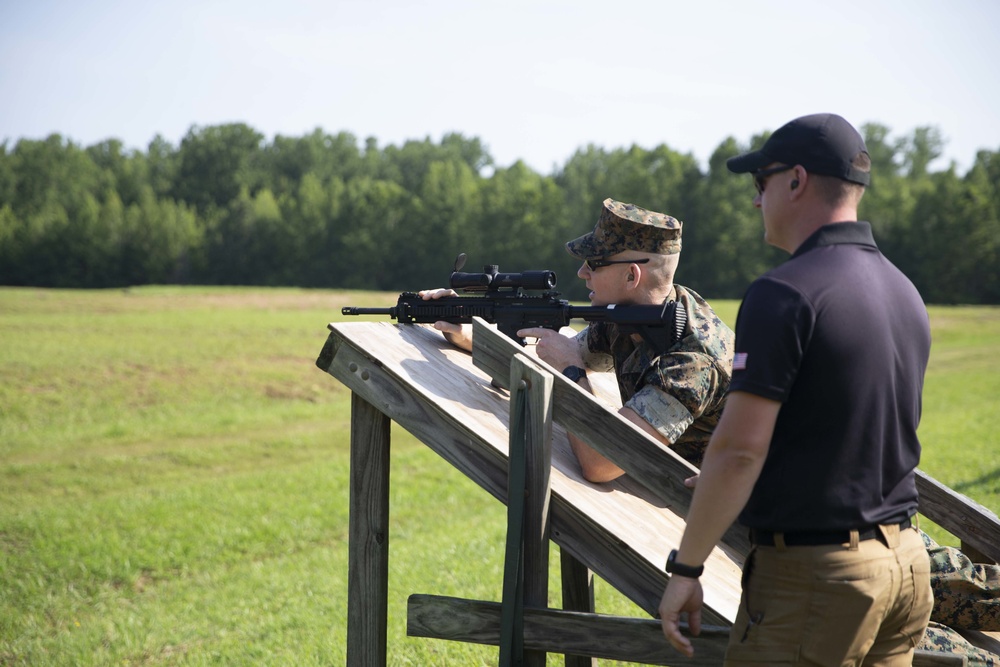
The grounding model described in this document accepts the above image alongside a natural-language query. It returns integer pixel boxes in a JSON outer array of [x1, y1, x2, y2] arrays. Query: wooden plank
[[320, 321, 992, 666], [471, 318, 700, 504], [958, 543, 994, 566], [346, 393, 391, 667], [513, 354, 554, 614], [503, 355, 554, 667], [407, 593, 729, 666], [319, 324, 510, 502], [560, 552, 595, 615], [560, 551, 596, 667], [471, 317, 752, 557], [407, 595, 969, 666], [916, 469, 1000, 563], [551, 486, 697, 619], [956, 628, 1000, 655], [318, 322, 742, 626]]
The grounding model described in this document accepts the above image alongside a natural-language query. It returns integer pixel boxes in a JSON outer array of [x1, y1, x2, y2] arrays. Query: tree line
[[0, 122, 997, 303]]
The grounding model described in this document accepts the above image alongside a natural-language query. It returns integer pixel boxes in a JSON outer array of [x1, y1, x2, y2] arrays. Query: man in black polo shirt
[[659, 113, 934, 665]]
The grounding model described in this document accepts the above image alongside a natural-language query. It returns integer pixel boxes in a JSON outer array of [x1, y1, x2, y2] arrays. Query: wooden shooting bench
[[316, 317, 1000, 666]]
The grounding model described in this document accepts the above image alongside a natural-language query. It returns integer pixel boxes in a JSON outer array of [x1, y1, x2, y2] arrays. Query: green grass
[[916, 306, 1000, 514], [0, 288, 996, 665]]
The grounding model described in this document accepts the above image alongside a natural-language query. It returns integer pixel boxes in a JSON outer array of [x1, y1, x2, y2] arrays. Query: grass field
[[1, 287, 997, 666]]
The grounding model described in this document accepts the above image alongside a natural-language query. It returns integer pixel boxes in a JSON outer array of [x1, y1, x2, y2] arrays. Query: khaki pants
[[725, 526, 933, 666]]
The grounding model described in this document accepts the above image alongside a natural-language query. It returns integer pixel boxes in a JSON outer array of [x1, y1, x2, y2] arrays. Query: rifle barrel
[[342, 306, 395, 316]]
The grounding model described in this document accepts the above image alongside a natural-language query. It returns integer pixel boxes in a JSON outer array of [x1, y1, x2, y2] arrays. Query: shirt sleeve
[[624, 348, 724, 443], [624, 384, 694, 443], [730, 277, 814, 402]]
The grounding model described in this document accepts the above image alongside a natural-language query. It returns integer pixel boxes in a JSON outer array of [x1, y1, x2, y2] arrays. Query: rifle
[[341, 255, 687, 349]]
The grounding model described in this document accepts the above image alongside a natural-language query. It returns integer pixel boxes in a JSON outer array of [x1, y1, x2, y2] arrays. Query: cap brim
[[565, 232, 602, 259], [726, 150, 771, 174]]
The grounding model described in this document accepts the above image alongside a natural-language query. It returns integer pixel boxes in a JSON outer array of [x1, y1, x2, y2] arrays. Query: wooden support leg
[[561, 551, 597, 667], [960, 541, 995, 566], [347, 392, 391, 667], [500, 356, 554, 667]]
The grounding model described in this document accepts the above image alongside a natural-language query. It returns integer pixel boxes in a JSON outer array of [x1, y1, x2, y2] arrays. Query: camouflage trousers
[[917, 531, 1000, 665]]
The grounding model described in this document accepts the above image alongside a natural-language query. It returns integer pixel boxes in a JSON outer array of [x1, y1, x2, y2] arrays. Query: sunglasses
[[753, 164, 795, 194], [584, 257, 651, 271]]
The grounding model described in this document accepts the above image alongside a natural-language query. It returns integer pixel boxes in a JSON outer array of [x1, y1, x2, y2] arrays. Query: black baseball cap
[[727, 113, 870, 186]]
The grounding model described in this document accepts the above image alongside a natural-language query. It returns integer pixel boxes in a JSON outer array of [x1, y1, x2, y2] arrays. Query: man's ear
[[790, 166, 807, 199], [625, 263, 642, 289]]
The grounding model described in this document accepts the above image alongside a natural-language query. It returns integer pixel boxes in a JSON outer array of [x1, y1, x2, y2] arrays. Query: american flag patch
[[733, 352, 748, 371]]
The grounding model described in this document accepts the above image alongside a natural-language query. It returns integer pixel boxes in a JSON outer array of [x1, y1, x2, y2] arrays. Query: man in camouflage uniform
[[423, 197, 734, 482], [511, 198, 733, 481], [918, 531, 1000, 665]]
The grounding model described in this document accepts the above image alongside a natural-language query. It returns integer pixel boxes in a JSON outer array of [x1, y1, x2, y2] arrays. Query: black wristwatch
[[665, 549, 704, 578], [561, 365, 587, 382]]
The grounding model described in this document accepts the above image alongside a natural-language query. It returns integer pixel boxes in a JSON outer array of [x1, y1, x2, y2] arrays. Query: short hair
[[814, 152, 870, 207], [635, 250, 679, 288]]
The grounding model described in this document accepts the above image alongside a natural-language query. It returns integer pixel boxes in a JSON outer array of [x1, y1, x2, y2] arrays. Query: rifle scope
[[450, 265, 557, 292]]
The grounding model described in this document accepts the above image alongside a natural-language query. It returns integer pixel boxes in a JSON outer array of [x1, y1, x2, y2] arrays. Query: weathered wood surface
[[501, 356, 553, 667], [916, 470, 1000, 564], [512, 355, 554, 616], [469, 318, 1000, 564], [317, 320, 744, 625], [407, 593, 730, 666], [346, 394, 391, 667], [959, 628, 1000, 656], [560, 551, 597, 667], [317, 319, 998, 665], [472, 319, 755, 559], [407, 594, 969, 666]]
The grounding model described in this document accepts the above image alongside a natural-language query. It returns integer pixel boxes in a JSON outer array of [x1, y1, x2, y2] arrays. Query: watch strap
[[561, 365, 587, 382], [665, 549, 704, 578]]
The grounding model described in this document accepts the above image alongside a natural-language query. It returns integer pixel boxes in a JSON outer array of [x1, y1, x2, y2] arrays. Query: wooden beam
[[318, 324, 735, 625], [322, 323, 980, 666], [560, 551, 596, 667], [500, 356, 554, 666], [955, 628, 1000, 656], [514, 354, 554, 616], [408, 594, 968, 666], [916, 469, 1000, 563], [346, 393, 392, 667], [471, 318, 699, 503], [471, 317, 752, 557], [407, 593, 729, 666]]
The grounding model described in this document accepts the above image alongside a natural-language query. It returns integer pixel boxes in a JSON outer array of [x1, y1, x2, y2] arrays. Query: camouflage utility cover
[[566, 198, 683, 259], [579, 284, 733, 466]]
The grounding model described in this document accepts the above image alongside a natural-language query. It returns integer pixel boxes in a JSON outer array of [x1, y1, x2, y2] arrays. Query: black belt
[[750, 517, 912, 547]]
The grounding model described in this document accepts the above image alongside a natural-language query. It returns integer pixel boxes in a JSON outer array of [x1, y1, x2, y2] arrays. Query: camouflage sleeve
[[624, 384, 694, 444], [923, 531, 1000, 631], [579, 326, 614, 372], [643, 351, 725, 422]]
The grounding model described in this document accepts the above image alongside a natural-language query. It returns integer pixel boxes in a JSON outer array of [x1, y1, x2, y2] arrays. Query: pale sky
[[2, 0, 998, 175]]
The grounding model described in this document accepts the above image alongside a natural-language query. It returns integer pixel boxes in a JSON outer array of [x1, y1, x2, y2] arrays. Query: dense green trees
[[0, 123, 997, 303]]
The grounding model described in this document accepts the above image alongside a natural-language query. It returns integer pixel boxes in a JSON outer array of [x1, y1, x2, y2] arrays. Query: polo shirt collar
[[792, 221, 877, 258]]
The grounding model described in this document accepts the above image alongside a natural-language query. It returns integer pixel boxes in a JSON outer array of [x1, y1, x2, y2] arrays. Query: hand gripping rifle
[[341, 254, 687, 349]]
